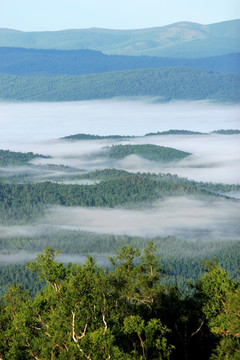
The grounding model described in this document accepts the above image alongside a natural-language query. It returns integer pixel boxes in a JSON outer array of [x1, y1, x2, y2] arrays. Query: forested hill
[[0, 47, 239, 76], [0, 170, 238, 224], [0, 67, 239, 102], [0, 20, 239, 57], [0, 149, 49, 166], [106, 144, 191, 161]]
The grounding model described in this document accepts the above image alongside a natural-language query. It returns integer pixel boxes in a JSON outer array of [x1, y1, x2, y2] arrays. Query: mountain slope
[[0, 67, 239, 102], [0, 47, 239, 76], [0, 20, 239, 58]]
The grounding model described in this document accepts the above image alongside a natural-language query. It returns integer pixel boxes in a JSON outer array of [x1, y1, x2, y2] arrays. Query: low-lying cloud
[[1, 197, 239, 241], [40, 197, 240, 240], [0, 99, 239, 183]]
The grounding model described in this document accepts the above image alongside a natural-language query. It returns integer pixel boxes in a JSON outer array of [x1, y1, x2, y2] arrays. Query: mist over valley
[[0, 53, 240, 305], [1, 6, 240, 358], [0, 99, 239, 183]]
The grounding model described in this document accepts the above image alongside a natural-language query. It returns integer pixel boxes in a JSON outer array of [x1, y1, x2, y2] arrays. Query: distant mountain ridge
[[0, 20, 240, 58], [0, 47, 239, 76]]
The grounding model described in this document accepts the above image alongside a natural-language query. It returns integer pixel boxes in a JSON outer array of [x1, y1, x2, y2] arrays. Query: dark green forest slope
[[61, 133, 133, 140], [0, 149, 49, 166], [0, 67, 239, 102], [61, 129, 240, 139], [106, 144, 191, 161], [1, 168, 238, 224], [0, 175, 211, 224]]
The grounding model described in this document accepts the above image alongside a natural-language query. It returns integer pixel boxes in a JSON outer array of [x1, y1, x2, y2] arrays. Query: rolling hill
[[0, 47, 239, 76], [0, 20, 240, 58], [0, 67, 239, 102]]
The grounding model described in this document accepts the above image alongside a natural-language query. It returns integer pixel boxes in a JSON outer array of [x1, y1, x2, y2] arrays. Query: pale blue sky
[[1, 0, 240, 31]]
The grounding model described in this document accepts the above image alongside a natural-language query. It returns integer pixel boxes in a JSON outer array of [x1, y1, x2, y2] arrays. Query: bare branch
[[189, 321, 204, 339], [102, 314, 107, 335]]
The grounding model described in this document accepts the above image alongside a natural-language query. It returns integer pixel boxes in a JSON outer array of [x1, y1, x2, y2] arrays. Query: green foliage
[[145, 129, 206, 136], [0, 264, 45, 298], [1, 166, 238, 225], [60, 129, 240, 141], [195, 260, 237, 320], [0, 149, 49, 167], [106, 144, 191, 161], [209, 286, 240, 360], [1, 246, 239, 360], [0, 67, 239, 102], [0, 244, 174, 359], [194, 261, 240, 360], [73, 168, 131, 181], [60, 133, 133, 140], [211, 129, 240, 135], [1, 232, 240, 298], [0, 173, 219, 224], [26, 248, 66, 290]]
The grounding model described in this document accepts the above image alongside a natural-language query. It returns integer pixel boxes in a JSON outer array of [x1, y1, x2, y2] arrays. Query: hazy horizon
[[2, 1, 239, 32]]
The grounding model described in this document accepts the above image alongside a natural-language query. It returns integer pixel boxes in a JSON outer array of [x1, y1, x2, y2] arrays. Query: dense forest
[[1, 67, 240, 102], [61, 129, 240, 140], [1, 18, 240, 359], [145, 130, 206, 136], [0, 149, 49, 167], [106, 144, 191, 161], [1, 229, 240, 295], [0, 143, 239, 359], [1, 161, 239, 309], [61, 134, 133, 140], [0, 244, 239, 359], [0, 170, 234, 225], [1, 164, 240, 222], [73, 169, 240, 195], [211, 129, 240, 134]]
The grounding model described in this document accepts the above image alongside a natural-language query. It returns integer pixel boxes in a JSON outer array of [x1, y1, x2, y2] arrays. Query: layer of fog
[[0, 224, 62, 239], [0, 251, 109, 266], [1, 100, 239, 143], [118, 134, 240, 184], [1, 195, 239, 265], [0, 164, 85, 183], [0, 99, 239, 184], [0, 197, 232, 241], [42, 198, 240, 240], [23, 134, 240, 184]]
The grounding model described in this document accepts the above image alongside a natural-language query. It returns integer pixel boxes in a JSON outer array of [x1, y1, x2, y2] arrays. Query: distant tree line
[[60, 129, 240, 141], [1, 67, 239, 102], [0, 149, 49, 167]]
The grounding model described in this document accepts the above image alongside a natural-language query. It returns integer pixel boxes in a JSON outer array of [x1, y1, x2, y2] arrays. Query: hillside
[[106, 144, 191, 162], [0, 67, 239, 102], [0, 47, 239, 76], [0, 149, 49, 166], [0, 20, 240, 58]]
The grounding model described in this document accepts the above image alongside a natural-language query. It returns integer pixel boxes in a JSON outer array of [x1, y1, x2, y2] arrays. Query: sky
[[1, 0, 240, 31]]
